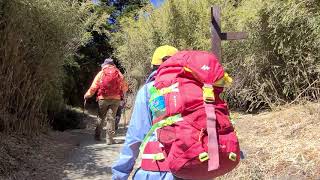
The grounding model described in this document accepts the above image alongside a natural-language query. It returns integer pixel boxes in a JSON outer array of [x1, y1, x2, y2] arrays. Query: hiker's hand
[[84, 94, 91, 100], [122, 93, 127, 102]]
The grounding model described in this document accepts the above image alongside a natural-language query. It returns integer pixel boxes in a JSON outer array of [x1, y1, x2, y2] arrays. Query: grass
[[218, 102, 320, 179]]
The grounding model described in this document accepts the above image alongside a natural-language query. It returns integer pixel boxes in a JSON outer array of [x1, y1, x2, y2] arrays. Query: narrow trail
[[56, 102, 319, 180], [62, 114, 127, 180]]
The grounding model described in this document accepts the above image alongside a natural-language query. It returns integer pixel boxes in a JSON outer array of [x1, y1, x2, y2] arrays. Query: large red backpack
[[97, 66, 122, 97], [140, 51, 240, 180]]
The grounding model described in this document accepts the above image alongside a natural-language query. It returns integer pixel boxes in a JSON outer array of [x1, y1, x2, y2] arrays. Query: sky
[[150, 0, 165, 8], [92, 0, 165, 24], [92, 0, 165, 7]]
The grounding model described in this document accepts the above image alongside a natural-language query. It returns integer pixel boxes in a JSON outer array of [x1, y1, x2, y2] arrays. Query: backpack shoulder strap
[[145, 71, 157, 84]]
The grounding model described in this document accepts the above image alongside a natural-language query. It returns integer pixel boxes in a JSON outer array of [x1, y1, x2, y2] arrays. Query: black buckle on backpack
[[204, 97, 215, 104]]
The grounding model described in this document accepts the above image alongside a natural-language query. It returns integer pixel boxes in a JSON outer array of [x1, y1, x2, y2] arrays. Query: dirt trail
[[62, 102, 320, 180], [3, 103, 318, 180], [62, 114, 127, 180]]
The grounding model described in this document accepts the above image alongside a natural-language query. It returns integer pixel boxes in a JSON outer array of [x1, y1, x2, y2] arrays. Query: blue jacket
[[112, 80, 174, 180]]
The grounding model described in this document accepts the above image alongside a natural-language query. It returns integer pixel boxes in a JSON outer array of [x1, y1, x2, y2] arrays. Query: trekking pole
[[123, 105, 127, 129], [83, 99, 87, 115], [81, 99, 87, 129], [123, 95, 127, 129]]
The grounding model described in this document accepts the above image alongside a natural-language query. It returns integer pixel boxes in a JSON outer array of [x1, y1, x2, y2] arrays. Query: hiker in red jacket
[[84, 58, 128, 145]]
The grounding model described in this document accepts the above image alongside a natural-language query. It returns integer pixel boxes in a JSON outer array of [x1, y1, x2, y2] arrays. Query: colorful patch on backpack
[[149, 86, 166, 118]]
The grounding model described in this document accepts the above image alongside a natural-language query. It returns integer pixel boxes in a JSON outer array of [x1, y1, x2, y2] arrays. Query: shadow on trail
[[62, 120, 127, 180]]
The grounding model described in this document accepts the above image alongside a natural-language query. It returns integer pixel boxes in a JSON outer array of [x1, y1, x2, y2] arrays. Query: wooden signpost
[[211, 6, 247, 61]]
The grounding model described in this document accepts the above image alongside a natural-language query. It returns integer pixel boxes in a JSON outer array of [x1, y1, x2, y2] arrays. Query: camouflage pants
[[95, 99, 120, 144]]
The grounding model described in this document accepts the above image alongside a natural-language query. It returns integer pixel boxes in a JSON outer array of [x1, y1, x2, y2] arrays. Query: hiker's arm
[[84, 71, 102, 98], [122, 80, 128, 93], [112, 85, 151, 180]]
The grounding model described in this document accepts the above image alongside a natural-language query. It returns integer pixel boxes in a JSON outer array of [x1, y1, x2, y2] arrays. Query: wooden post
[[211, 6, 248, 61], [211, 6, 222, 60]]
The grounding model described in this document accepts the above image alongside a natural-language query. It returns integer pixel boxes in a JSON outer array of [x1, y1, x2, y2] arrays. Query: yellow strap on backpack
[[214, 73, 233, 87]]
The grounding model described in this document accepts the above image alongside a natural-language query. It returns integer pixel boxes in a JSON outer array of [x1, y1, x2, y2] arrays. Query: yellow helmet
[[151, 45, 178, 65]]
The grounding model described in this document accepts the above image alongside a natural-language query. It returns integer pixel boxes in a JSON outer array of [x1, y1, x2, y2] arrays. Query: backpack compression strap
[[139, 114, 183, 153], [203, 84, 220, 171]]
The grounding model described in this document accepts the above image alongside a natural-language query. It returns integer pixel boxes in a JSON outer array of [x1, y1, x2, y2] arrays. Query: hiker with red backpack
[[84, 58, 128, 145], [112, 46, 240, 180]]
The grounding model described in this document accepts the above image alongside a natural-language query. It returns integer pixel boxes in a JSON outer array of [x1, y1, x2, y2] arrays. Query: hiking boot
[[94, 128, 102, 141], [106, 130, 115, 145], [106, 138, 115, 145]]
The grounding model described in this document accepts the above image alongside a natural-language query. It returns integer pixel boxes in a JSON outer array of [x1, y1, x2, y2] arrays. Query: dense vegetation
[[0, 0, 319, 134], [113, 0, 320, 111], [64, 0, 147, 106], [0, 0, 146, 133], [0, 0, 89, 133]]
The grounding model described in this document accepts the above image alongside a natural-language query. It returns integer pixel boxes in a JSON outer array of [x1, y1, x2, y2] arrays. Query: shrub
[[112, 0, 320, 111], [51, 107, 86, 131], [224, 0, 320, 110], [0, 0, 88, 133]]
